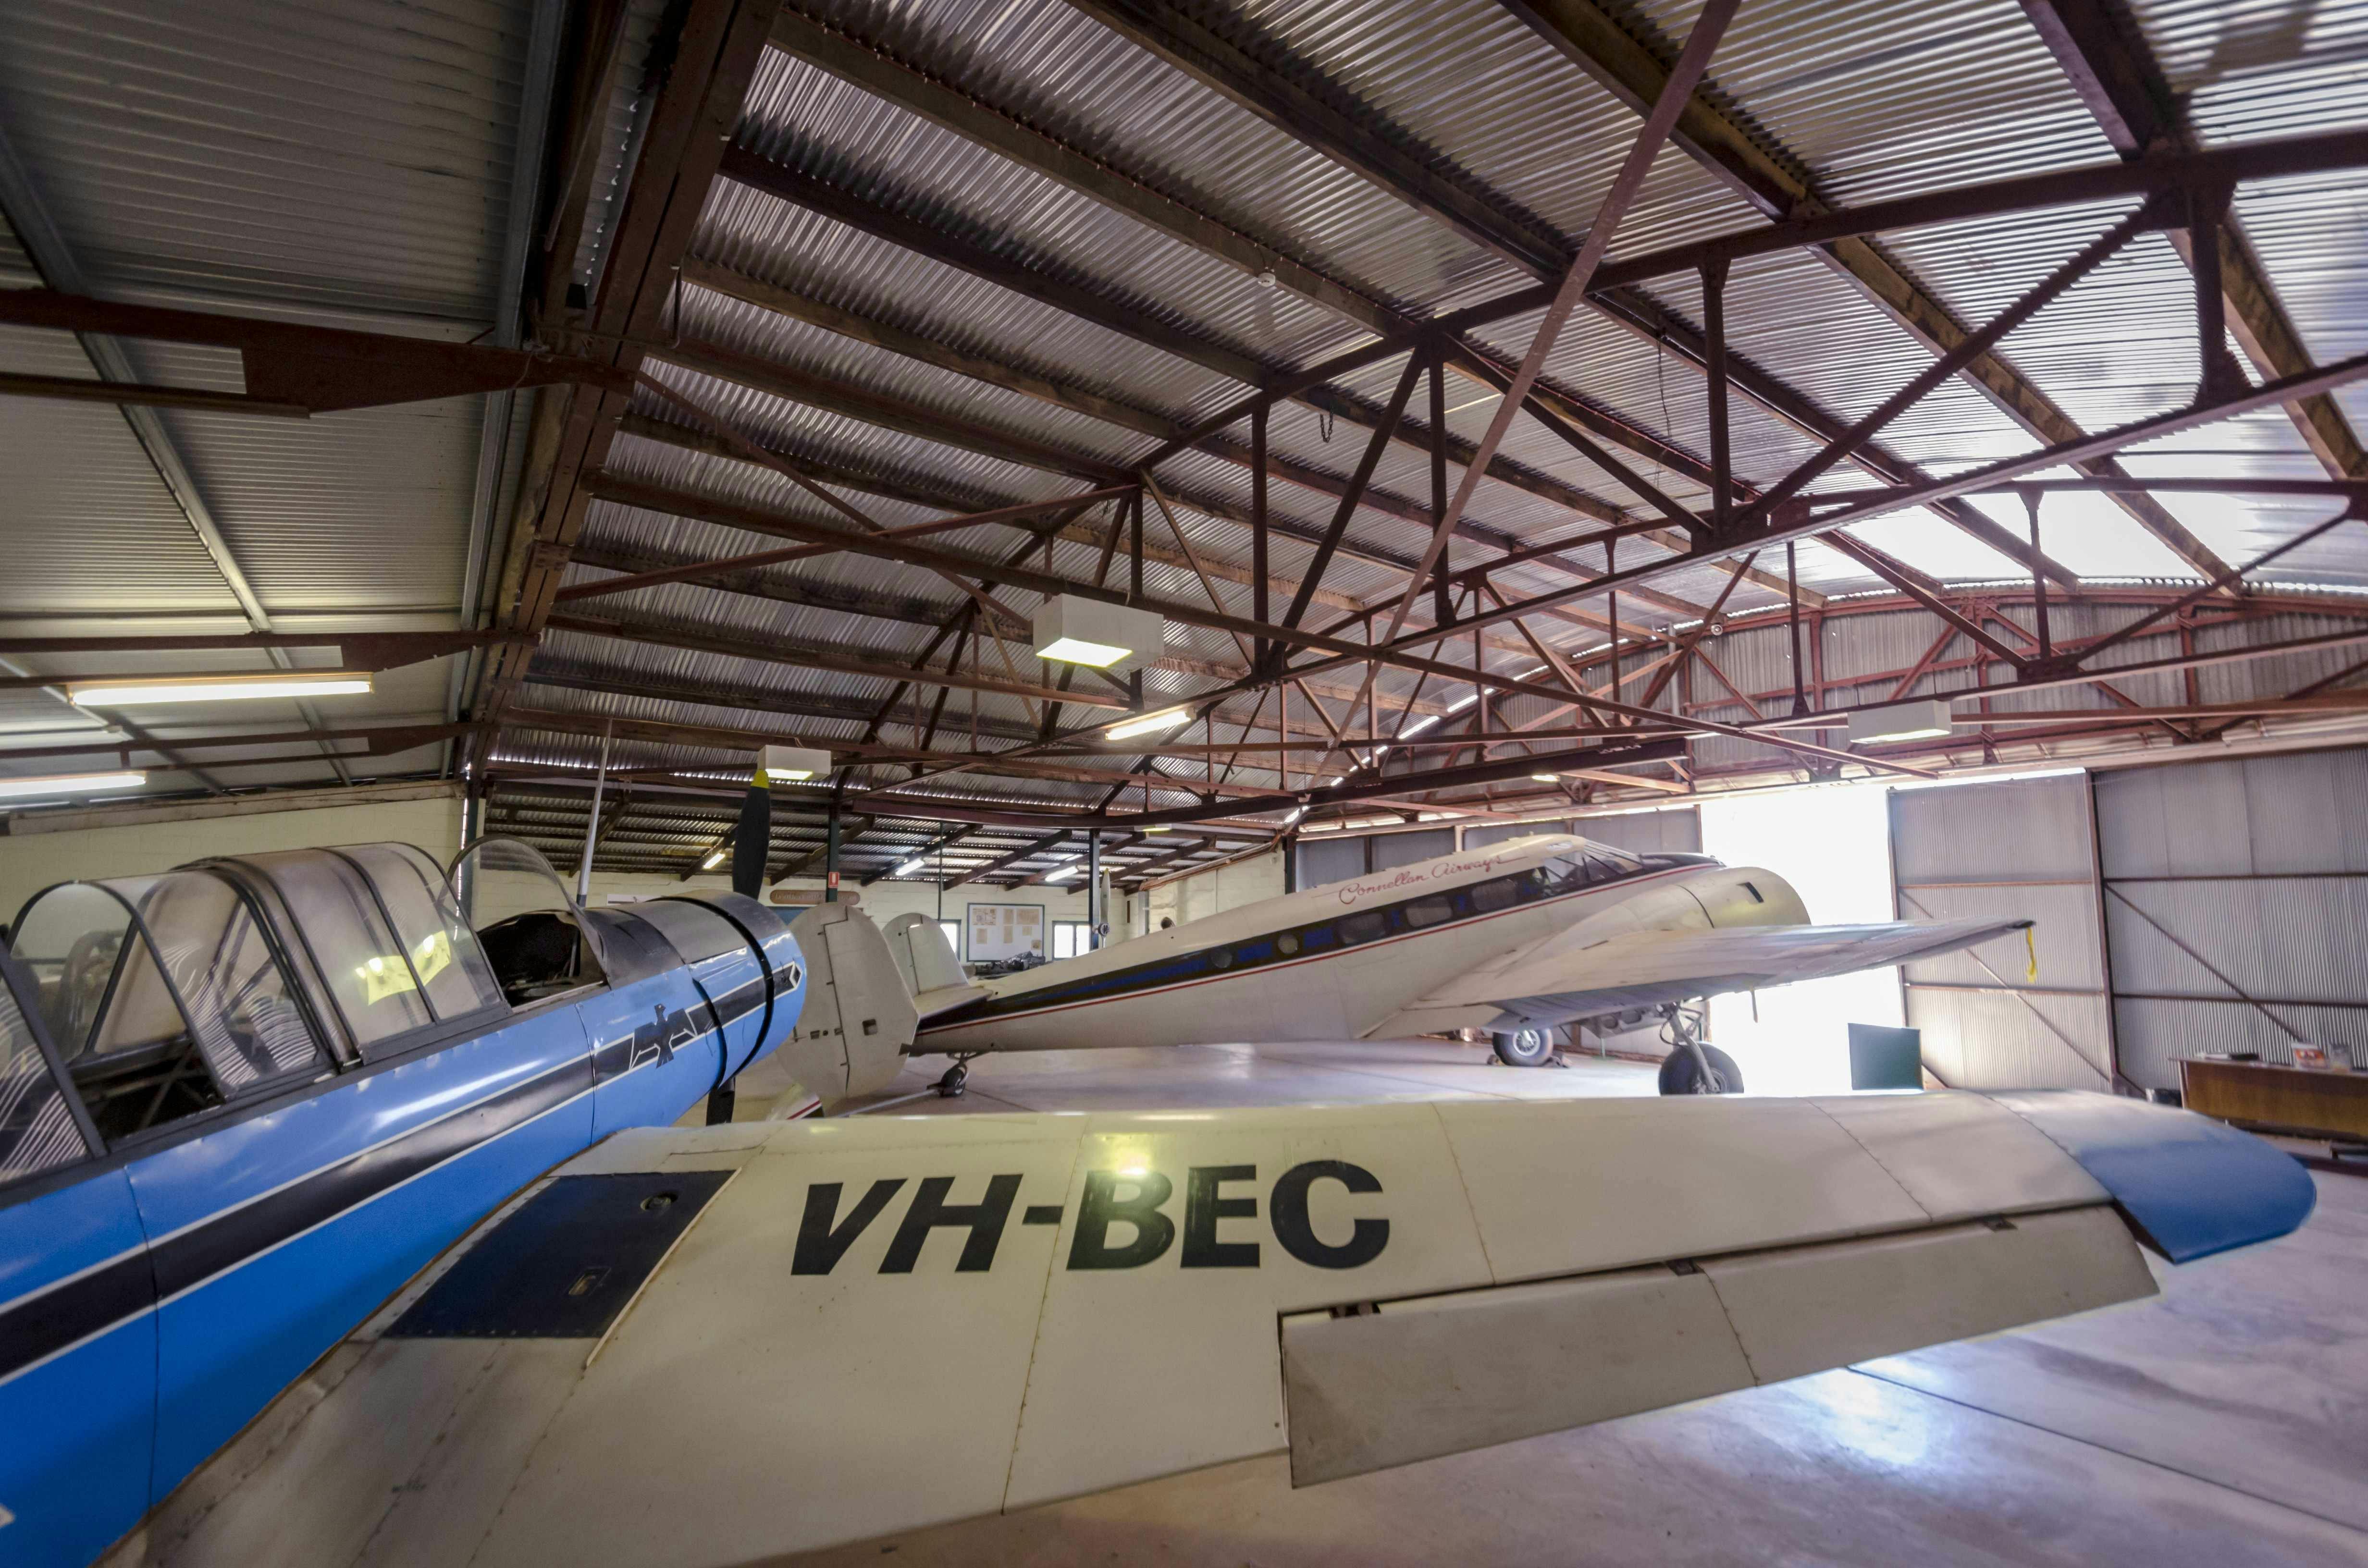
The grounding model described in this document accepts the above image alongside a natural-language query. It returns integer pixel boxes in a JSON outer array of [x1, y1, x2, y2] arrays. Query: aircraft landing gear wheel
[[1492, 1027, 1557, 1067], [1658, 1043, 1743, 1095], [933, 1060, 970, 1098]]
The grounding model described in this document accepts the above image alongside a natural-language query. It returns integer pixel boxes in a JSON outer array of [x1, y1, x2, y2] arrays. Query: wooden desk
[[2178, 1058, 2368, 1143]]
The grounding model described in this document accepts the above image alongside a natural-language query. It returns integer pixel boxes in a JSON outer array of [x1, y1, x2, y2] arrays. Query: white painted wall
[[580, 869, 1095, 963], [1131, 849, 1286, 937], [0, 784, 465, 925]]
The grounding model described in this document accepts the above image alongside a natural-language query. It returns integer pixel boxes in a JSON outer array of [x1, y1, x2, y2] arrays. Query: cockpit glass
[[10, 881, 138, 1058], [334, 845, 503, 1019], [0, 977, 86, 1184], [133, 872, 326, 1091], [234, 853, 432, 1046], [446, 839, 607, 1007]]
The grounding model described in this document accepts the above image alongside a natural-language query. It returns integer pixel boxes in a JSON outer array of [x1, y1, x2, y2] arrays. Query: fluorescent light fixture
[[1044, 865, 1079, 882], [1846, 698, 1955, 746], [701, 849, 728, 870], [1143, 824, 1172, 834], [761, 745, 832, 782], [0, 769, 146, 800], [1401, 714, 1441, 735], [1106, 704, 1195, 741], [1033, 594, 1164, 671], [894, 857, 926, 877], [68, 672, 372, 707], [1531, 772, 1561, 783], [1448, 693, 1479, 711]]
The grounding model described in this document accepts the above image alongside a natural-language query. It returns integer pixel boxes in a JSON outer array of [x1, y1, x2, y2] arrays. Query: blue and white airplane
[[0, 839, 805, 1567], [0, 837, 2320, 1568]]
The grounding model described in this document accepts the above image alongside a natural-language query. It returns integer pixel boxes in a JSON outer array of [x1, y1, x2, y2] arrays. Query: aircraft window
[[332, 846, 503, 1019], [134, 872, 327, 1093], [1469, 875, 1524, 914], [1275, 932, 1301, 957], [11, 882, 138, 1058], [1209, 949, 1234, 970], [1338, 910, 1387, 946], [1404, 896, 1455, 929], [0, 975, 87, 1185], [10, 884, 234, 1143], [238, 853, 433, 1046], [448, 838, 609, 1007]]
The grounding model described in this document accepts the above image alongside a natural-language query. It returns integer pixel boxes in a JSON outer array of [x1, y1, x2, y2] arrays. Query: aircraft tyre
[[1658, 1043, 1744, 1095], [1492, 1027, 1556, 1067]]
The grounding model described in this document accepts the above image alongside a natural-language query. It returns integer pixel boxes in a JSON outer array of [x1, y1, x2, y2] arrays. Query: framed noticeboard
[[965, 902, 1046, 962]]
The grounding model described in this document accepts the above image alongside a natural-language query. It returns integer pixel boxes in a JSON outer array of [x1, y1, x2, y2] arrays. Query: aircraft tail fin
[[880, 911, 967, 995]]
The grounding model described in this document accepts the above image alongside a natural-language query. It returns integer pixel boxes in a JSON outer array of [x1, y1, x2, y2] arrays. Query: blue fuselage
[[0, 897, 803, 1568]]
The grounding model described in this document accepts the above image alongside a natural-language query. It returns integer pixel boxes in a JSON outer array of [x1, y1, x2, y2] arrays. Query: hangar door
[[2094, 748, 2368, 1090], [1888, 777, 2113, 1090]]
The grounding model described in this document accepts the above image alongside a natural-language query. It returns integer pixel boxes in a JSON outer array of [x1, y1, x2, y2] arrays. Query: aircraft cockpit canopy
[[1536, 841, 1648, 892], [7, 843, 524, 1148], [446, 837, 609, 1005]]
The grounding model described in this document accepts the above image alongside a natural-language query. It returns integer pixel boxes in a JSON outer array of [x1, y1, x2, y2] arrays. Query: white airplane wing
[[137, 1089, 2311, 1568], [1377, 916, 2033, 1034]]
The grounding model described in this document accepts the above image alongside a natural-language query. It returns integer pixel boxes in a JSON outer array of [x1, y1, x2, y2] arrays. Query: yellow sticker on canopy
[[356, 954, 419, 1004], [411, 929, 452, 984]]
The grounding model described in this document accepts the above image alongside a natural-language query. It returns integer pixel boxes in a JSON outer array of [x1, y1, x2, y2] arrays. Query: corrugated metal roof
[[0, 0, 537, 318], [8, 0, 2368, 836]]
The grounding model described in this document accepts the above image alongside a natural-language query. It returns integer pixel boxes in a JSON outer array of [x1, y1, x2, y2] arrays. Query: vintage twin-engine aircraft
[[0, 836, 2318, 1567], [902, 832, 2035, 1086]]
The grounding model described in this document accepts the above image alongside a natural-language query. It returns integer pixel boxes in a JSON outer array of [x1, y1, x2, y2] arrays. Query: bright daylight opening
[[1699, 782, 1903, 1097]]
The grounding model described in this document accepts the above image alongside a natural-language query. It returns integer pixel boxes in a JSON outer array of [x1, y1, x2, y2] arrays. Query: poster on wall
[[966, 902, 1045, 962]]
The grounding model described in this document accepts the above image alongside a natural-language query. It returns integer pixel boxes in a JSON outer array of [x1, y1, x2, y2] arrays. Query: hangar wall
[[1886, 746, 2368, 1094], [1888, 775, 2115, 1092], [0, 781, 465, 925], [2096, 749, 2368, 1088], [1140, 848, 1286, 932]]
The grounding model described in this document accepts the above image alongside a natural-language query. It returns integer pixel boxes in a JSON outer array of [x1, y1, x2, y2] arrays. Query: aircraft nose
[[1983, 1090, 2317, 1262]]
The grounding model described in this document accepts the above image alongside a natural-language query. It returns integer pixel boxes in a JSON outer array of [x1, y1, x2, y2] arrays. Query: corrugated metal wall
[[1889, 776, 2114, 1091], [2096, 748, 2368, 1086]]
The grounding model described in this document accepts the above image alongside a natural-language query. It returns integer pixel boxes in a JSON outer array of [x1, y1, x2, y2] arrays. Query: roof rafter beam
[[1502, 0, 2230, 581], [1059, 0, 2078, 590], [2019, 0, 2366, 484]]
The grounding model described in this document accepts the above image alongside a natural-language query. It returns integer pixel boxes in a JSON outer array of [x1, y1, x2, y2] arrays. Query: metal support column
[[1086, 830, 1102, 949], [823, 783, 843, 902], [1702, 258, 1733, 531]]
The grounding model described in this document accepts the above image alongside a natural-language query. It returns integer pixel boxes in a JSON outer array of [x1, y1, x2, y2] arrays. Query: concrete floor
[[726, 1040, 2368, 1568]]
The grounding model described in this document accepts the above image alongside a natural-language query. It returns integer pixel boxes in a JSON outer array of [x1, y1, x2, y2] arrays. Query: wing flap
[[1282, 1204, 2151, 1486], [1404, 916, 2033, 1027]]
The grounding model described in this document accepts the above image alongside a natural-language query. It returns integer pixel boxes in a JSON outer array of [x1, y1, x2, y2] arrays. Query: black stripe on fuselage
[[0, 1005, 734, 1384], [921, 863, 1696, 1036], [145, 1054, 597, 1302], [0, 1248, 156, 1392]]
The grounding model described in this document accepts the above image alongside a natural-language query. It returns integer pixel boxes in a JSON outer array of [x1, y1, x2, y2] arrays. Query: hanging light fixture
[[761, 744, 833, 781], [1846, 698, 1954, 746], [1033, 594, 1163, 670]]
